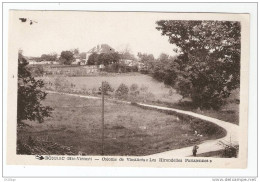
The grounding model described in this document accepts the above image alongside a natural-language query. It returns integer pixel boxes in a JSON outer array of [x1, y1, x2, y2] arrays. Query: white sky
[[14, 11, 178, 58]]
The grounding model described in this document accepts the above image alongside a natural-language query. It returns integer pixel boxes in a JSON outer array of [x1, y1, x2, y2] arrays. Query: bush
[[218, 141, 239, 158], [98, 81, 114, 95], [140, 85, 149, 93], [129, 84, 140, 102], [130, 84, 138, 92], [115, 83, 129, 99]]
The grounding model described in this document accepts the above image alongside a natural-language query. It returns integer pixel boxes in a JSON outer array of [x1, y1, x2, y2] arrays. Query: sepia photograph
[[6, 10, 250, 169]]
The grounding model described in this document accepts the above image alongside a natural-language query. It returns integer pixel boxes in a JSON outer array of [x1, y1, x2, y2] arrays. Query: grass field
[[17, 93, 226, 156], [40, 73, 183, 104], [39, 73, 239, 124]]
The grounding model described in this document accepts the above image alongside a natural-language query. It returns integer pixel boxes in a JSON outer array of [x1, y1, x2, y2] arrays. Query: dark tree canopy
[[156, 20, 241, 109], [87, 52, 120, 66], [17, 53, 53, 123], [87, 53, 99, 65], [152, 53, 178, 86], [59, 51, 75, 65]]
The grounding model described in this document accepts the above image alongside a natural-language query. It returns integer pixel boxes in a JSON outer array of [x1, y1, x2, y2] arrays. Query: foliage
[[129, 83, 139, 98], [17, 135, 76, 155], [17, 53, 53, 123], [88, 52, 137, 73], [130, 83, 139, 92], [152, 53, 178, 86], [79, 52, 86, 60], [120, 51, 136, 61], [71, 48, 79, 56], [40, 52, 57, 62], [115, 83, 129, 99], [156, 20, 241, 109], [87, 52, 120, 66], [87, 53, 99, 65], [28, 65, 44, 77], [98, 52, 120, 66], [98, 81, 114, 95], [218, 141, 239, 158], [59, 51, 75, 65], [137, 52, 155, 73]]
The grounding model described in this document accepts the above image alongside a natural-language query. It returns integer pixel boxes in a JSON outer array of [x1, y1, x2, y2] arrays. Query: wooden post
[[101, 81, 105, 155]]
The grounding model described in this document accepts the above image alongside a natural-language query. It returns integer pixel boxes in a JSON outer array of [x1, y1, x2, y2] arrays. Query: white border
[[1, 2, 258, 179]]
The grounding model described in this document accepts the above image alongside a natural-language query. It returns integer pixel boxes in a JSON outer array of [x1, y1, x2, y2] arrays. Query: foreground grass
[[18, 93, 226, 156]]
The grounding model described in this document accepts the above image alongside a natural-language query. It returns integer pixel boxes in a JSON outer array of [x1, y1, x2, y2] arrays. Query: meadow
[[39, 73, 239, 124], [17, 93, 226, 156], [40, 73, 183, 104]]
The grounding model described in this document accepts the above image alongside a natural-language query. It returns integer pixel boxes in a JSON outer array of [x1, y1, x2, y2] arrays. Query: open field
[[17, 93, 226, 156], [38, 73, 239, 124], [39, 73, 183, 104]]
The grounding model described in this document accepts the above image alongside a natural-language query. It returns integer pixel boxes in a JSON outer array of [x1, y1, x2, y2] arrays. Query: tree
[[119, 44, 136, 60], [87, 53, 99, 65], [156, 20, 241, 109], [152, 53, 178, 85], [79, 52, 86, 60], [98, 81, 114, 95], [137, 52, 155, 73], [71, 48, 79, 56], [98, 52, 120, 66], [59, 51, 74, 65], [115, 84, 129, 99], [40, 52, 57, 62], [17, 53, 53, 123]]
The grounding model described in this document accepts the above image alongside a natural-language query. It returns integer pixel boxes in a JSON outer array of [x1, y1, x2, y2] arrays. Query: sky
[[14, 11, 178, 58]]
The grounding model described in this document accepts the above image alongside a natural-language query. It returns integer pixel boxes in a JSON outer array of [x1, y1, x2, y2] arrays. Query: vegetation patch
[[17, 93, 226, 156]]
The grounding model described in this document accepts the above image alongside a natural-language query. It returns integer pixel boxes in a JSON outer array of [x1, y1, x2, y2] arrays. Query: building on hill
[[85, 44, 115, 63]]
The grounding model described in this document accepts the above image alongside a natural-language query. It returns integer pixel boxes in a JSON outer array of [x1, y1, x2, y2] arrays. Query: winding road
[[47, 90, 239, 157]]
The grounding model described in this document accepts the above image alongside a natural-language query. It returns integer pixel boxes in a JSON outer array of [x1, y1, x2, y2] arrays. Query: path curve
[[47, 90, 239, 157]]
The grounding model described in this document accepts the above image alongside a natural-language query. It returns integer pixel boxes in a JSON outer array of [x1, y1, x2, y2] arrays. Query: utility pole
[[101, 81, 105, 155]]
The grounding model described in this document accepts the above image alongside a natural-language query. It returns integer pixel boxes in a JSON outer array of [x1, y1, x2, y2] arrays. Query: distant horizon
[[22, 42, 177, 59], [16, 11, 178, 59]]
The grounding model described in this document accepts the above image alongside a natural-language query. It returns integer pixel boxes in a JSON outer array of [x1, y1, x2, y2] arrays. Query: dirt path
[[47, 91, 239, 157], [138, 103, 239, 157]]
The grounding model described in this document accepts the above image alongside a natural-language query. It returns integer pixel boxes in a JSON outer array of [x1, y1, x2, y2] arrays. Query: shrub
[[130, 83, 140, 98], [218, 141, 239, 158], [92, 88, 97, 94], [140, 85, 149, 93], [130, 84, 138, 92], [98, 81, 114, 95], [115, 83, 129, 99]]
